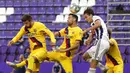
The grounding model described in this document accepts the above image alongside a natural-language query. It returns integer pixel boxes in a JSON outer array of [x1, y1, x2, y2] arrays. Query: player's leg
[[59, 57, 73, 73], [82, 46, 96, 62], [113, 64, 124, 73], [88, 40, 109, 73]]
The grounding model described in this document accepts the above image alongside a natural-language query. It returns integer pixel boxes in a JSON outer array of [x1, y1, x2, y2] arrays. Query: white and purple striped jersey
[[91, 15, 109, 41]]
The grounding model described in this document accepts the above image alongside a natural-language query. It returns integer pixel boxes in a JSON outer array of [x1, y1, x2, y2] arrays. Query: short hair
[[21, 14, 32, 22], [83, 7, 94, 16], [69, 14, 78, 22], [107, 28, 112, 39]]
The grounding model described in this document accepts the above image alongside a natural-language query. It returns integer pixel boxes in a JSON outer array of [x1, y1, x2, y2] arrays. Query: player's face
[[84, 14, 92, 23], [23, 20, 32, 28], [67, 15, 74, 26]]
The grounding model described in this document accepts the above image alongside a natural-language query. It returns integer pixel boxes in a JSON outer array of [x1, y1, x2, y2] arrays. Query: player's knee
[[26, 69, 33, 73], [32, 56, 39, 63]]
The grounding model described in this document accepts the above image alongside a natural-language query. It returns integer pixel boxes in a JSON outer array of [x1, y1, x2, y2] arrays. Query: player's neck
[[70, 23, 77, 28]]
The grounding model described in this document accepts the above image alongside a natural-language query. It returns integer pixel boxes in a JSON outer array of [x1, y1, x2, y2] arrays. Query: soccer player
[[47, 14, 83, 73], [105, 29, 124, 73], [7, 14, 56, 73], [82, 8, 110, 73]]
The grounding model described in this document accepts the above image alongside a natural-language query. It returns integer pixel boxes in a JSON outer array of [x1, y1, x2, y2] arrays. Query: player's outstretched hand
[[7, 40, 14, 46]]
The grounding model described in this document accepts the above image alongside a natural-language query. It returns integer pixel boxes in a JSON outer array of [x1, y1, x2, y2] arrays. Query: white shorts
[[86, 39, 110, 61]]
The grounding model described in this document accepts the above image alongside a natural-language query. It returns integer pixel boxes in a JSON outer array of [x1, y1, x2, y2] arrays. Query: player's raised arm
[[39, 24, 56, 46], [8, 26, 25, 46]]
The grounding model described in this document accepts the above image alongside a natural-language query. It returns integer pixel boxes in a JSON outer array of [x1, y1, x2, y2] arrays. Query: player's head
[[21, 14, 33, 28], [83, 7, 94, 23], [107, 28, 112, 39], [67, 14, 78, 26]]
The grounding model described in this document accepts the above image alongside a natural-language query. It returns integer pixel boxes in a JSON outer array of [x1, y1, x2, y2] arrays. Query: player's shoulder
[[92, 15, 102, 21], [76, 26, 83, 31], [110, 38, 117, 44], [35, 21, 45, 25]]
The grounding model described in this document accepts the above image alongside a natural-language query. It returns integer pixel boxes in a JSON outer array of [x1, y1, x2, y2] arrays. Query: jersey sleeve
[[75, 29, 83, 41], [12, 26, 25, 43], [39, 23, 56, 43], [58, 28, 65, 37]]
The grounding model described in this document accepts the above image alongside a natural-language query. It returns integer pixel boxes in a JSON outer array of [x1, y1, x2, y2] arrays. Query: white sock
[[88, 68, 96, 73], [97, 62, 106, 71]]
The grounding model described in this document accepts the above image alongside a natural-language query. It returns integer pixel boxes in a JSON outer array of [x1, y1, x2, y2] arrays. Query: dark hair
[[21, 14, 32, 22], [107, 28, 112, 39], [83, 7, 94, 16], [69, 14, 78, 22]]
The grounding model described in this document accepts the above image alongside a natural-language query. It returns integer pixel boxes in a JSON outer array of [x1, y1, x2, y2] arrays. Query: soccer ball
[[70, 3, 81, 14]]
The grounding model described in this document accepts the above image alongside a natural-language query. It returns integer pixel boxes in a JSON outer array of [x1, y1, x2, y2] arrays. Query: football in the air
[[70, 3, 81, 14]]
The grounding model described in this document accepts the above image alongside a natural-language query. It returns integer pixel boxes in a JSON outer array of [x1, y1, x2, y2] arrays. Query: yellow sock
[[16, 60, 26, 67]]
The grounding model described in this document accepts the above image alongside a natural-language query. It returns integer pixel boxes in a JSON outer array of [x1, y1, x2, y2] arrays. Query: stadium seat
[[14, 8, 22, 14], [62, 7, 71, 14], [54, 0, 62, 6], [46, 7, 55, 14], [15, 23, 23, 30], [32, 15, 38, 21], [62, 0, 70, 6], [125, 16, 130, 20], [30, 7, 38, 14], [17, 46, 26, 54], [71, 0, 79, 5], [0, 31, 6, 38], [6, 31, 15, 38], [6, 0, 13, 6], [6, 7, 14, 15], [57, 39, 63, 45], [79, 0, 88, 6], [23, 40, 29, 48], [125, 33, 130, 38], [38, 0, 46, 6], [0, 8, 6, 15], [0, 45, 8, 54], [119, 45, 126, 54], [39, 15, 47, 22], [0, 40, 7, 46], [22, 0, 29, 6], [14, 0, 21, 7], [15, 15, 22, 22], [45, 23, 55, 30], [116, 34, 125, 38], [6, 15, 14, 22], [38, 7, 46, 14], [47, 15, 56, 22], [7, 55, 15, 62], [8, 46, 17, 54], [0, 23, 6, 30], [96, 7, 105, 13], [53, 15, 64, 22], [6, 23, 14, 30], [45, 0, 53, 6], [30, 0, 38, 6], [55, 7, 63, 14], [22, 7, 30, 14], [0, 0, 5, 7]]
